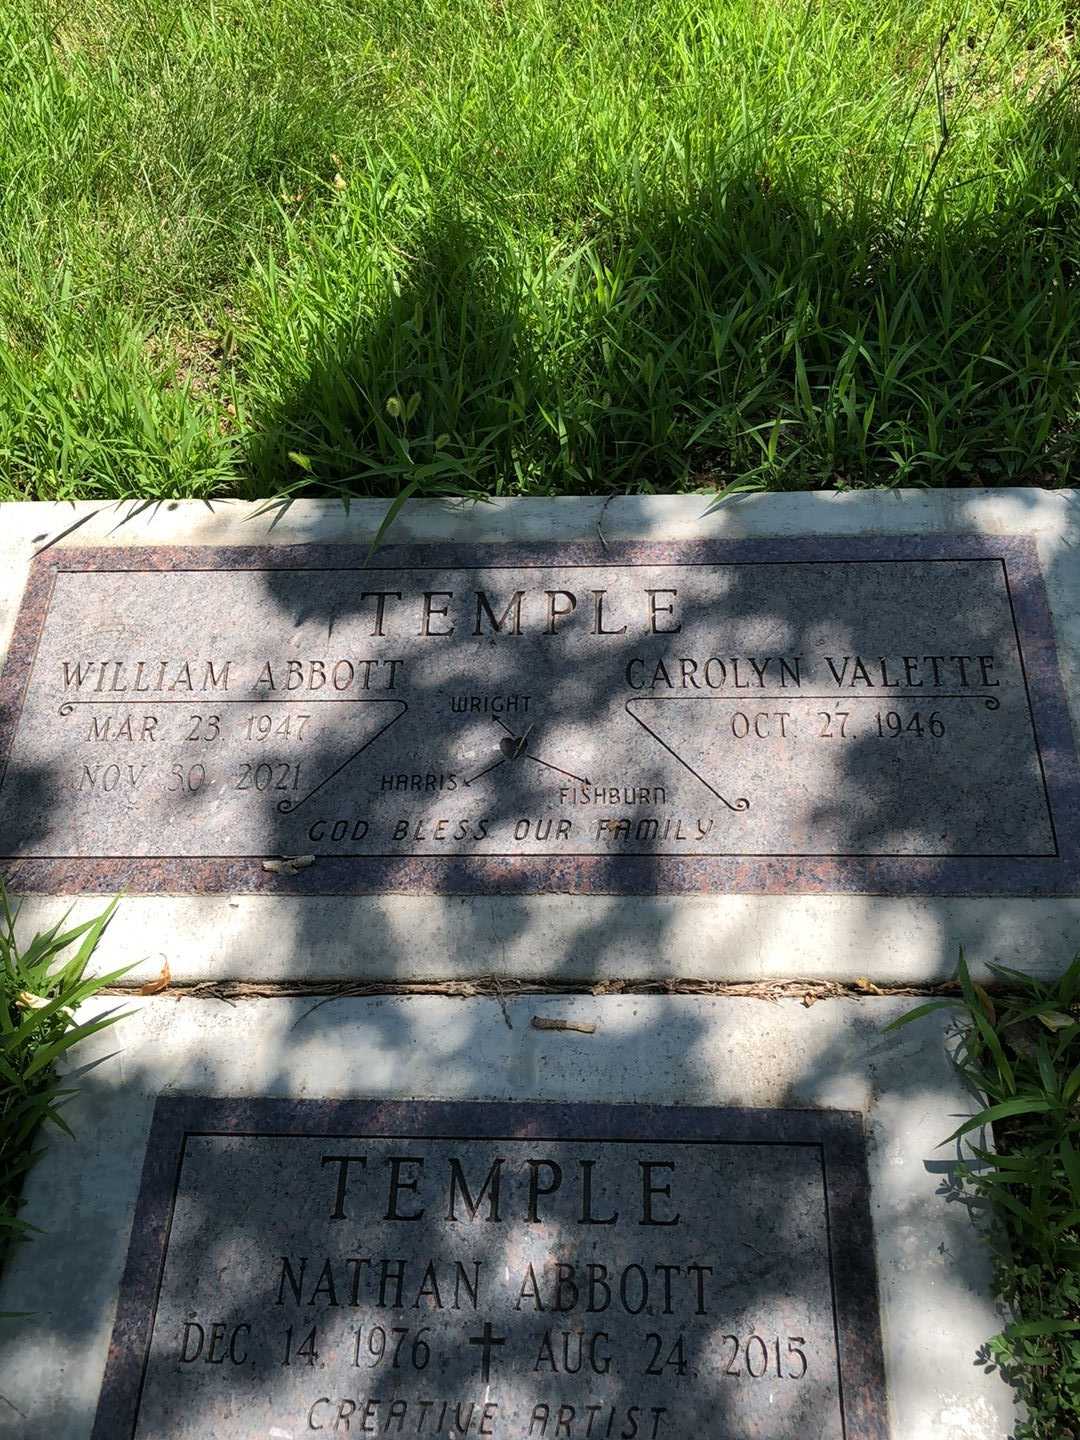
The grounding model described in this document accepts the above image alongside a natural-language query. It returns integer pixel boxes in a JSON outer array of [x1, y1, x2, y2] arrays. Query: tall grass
[[0, 888, 128, 1273], [0, 0, 1076, 500], [891, 954, 1080, 1438]]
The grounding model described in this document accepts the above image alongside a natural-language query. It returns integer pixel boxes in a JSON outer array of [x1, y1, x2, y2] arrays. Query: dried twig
[[104, 974, 964, 1002], [531, 1016, 597, 1034], [261, 854, 316, 875]]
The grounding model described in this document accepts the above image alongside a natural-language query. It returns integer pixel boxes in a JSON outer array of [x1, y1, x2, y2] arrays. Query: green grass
[[891, 953, 1080, 1439], [0, 0, 1077, 501], [0, 888, 128, 1276]]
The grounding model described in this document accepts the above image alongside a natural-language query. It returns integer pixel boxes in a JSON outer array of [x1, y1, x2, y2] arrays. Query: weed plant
[[0, 0, 1077, 500], [0, 887, 128, 1273], [891, 954, 1080, 1439]]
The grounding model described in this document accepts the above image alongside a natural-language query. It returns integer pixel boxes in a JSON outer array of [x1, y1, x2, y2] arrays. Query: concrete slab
[[2, 491, 1079, 982], [0, 993, 1014, 1440]]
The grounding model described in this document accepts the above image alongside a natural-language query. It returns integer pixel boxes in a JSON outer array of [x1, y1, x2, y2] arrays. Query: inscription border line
[[818, 1145, 849, 1439], [30, 556, 1063, 571], [0, 843, 1065, 859], [999, 556, 1059, 856], [90, 1098, 888, 1440], [2, 535, 1077, 895]]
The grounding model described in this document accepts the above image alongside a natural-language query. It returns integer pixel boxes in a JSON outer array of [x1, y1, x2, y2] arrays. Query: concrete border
[[0, 993, 1016, 1440], [2, 490, 1078, 983]]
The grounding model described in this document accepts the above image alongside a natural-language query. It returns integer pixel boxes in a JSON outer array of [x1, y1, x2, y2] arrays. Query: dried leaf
[[531, 1016, 597, 1035], [138, 960, 171, 996], [1036, 1011, 1074, 1032], [972, 982, 996, 1025], [14, 990, 49, 1011]]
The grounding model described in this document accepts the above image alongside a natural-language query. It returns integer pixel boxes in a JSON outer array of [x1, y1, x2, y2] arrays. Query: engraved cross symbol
[[468, 1321, 506, 1382]]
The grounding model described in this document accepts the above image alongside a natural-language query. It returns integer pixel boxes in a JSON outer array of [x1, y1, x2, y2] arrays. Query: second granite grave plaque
[[92, 1098, 886, 1440], [1, 534, 1077, 894]]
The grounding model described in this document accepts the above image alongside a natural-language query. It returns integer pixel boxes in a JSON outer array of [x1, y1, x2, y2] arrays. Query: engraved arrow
[[521, 752, 591, 785], [463, 755, 509, 786], [464, 717, 590, 788], [624, 700, 749, 812], [276, 700, 408, 813]]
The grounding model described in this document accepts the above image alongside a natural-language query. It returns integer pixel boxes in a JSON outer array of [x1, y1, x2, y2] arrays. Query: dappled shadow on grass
[[243, 83, 1080, 500], [245, 215, 550, 498]]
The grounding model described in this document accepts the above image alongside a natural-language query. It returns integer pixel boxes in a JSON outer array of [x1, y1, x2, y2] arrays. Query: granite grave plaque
[[93, 1098, 887, 1440], [1, 536, 1077, 895]]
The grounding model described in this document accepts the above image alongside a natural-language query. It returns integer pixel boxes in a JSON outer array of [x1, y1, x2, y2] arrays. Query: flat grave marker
[[1, 535, 1076, 894], [93, 1098, 886, 1440]]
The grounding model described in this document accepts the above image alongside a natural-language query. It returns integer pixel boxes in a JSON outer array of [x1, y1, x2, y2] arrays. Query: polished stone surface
[[0, 993, 1015, 1440], [92, 1099, 885, 1440], [1, 534, 1077, 896]]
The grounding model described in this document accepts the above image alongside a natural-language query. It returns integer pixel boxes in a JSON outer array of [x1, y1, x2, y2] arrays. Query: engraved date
[[235, 761, 302, 792]]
